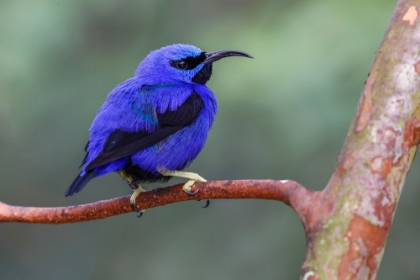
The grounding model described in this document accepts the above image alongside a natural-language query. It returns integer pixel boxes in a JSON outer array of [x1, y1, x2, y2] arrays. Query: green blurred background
[[1, 0, 419, 279]]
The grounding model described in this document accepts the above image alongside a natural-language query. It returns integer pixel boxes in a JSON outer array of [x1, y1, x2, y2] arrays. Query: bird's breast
[[130, 85, 218, 173]]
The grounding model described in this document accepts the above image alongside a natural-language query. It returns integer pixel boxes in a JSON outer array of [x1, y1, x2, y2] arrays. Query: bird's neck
[[140, 81, 209, 92]]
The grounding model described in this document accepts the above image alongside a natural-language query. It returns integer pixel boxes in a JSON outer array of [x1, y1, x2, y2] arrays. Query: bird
[[65, 44, 253, 213]]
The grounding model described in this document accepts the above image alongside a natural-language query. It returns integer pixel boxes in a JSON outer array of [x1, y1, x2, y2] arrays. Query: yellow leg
[[130, 185, 146, 213], [119, 170, 146, 216], [158, 168, 207, 193]]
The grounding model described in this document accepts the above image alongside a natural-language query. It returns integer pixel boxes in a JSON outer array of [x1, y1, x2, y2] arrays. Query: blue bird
[[65, 44, 253, 212]]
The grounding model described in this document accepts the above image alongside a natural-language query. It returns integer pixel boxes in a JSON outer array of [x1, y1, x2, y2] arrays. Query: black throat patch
[[192, 63, 213, 84]]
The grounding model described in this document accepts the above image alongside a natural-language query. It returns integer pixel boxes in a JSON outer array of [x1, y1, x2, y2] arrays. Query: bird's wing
[[85, 91, 204, 171], [79, 141, 90, 168]]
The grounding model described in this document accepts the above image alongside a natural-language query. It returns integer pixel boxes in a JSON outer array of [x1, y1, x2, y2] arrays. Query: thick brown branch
[[0, 180, 312, 224], [300, 1, 420, 279]]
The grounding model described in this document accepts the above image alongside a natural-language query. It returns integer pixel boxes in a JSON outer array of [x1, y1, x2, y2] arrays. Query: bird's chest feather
[[131, 85, 217, 172]]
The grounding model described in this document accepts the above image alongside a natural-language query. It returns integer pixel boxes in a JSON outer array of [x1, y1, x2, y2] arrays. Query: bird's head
[[135, 44, 253, 85]]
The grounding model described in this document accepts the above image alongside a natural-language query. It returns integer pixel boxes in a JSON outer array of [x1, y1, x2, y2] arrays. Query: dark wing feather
[[79, 141, 90, 168], [85, 127, 180, 171], [65, 169, 99, 196], [85, 91, 204, 171], [157, 91, 204, 126]]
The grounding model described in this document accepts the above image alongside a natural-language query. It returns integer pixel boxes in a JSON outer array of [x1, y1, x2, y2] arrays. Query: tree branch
[[300, 1, 420, 279], [0, 180, 312, 224]]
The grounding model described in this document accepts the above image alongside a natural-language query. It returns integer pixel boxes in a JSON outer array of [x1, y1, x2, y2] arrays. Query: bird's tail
[[65, 170, 98, 197]]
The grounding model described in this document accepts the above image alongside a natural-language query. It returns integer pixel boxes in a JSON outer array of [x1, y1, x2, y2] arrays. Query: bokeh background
[[1, 0, 418, 279]]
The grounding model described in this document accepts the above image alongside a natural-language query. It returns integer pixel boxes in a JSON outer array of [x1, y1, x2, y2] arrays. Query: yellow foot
[[130, 185, 146, 213], [158, 168, 207, 195]]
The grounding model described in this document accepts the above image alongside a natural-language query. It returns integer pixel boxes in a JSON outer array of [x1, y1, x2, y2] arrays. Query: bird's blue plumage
[[66, 44, 252, 197]]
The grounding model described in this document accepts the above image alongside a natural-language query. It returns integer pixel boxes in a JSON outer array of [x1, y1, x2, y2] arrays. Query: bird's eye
[[176, 60, 188, 70]]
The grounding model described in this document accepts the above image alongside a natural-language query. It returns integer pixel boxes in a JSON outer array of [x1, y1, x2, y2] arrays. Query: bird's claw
[[130, 199, 139, 212], [130, 201, 145, 218], [184, 186, 200, 195], [196, 199, 210, 208], [182, 179, 201, 195], [130, 185, 145, 214], [202, 200, 210, 208]]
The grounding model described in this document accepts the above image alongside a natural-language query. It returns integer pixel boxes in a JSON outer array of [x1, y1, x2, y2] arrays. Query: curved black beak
[[204, 50, 253, 65]]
